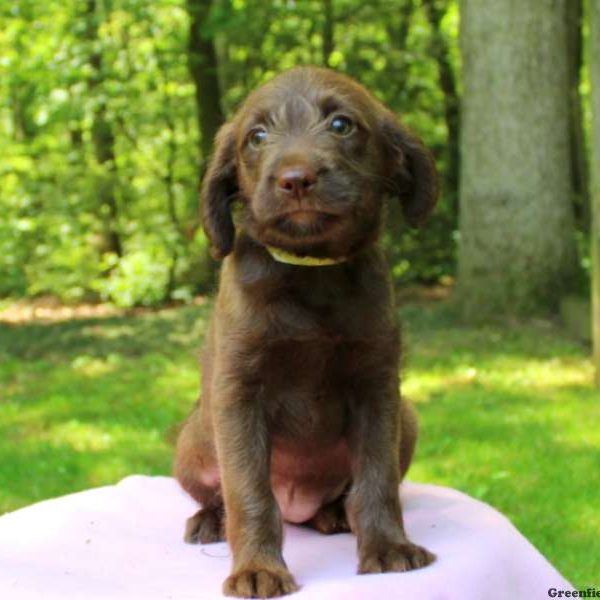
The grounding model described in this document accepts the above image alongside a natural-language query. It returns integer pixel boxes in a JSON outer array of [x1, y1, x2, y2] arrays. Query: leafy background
[[0, 0, 463, 304]]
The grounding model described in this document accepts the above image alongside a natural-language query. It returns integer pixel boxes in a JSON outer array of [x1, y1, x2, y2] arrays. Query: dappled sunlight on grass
[[470, 357, 593, 389], [405, 357, 594, 403], [399, 303, 599, 585], [70, 353, 123, 377], [0, 302, 209, 515], [81, 323, 137, 340], [404, 367, 479, 402], [404, 317, 594, 408], [44, 420, 119, 452]]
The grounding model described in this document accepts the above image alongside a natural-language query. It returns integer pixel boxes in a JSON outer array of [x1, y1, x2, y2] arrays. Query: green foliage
[[0, 300, 597, 584], [0, 0, 460, 303], [93, 250, 170, 307], [1, 0, 200, 302]]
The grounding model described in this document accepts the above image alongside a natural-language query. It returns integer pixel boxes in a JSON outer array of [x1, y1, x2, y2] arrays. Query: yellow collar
[[266, 245, 347, 267]]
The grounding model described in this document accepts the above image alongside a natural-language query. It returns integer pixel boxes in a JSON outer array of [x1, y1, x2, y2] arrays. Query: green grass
[[1, 299, 598, 586]]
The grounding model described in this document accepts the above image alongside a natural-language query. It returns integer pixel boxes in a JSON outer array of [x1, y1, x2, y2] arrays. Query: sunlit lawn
[[0, 298, 598, 586]]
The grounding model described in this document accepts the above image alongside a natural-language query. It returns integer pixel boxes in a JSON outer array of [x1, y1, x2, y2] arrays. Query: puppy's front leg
[[348, 380, 435, 574], [213, 377, 298, 598]]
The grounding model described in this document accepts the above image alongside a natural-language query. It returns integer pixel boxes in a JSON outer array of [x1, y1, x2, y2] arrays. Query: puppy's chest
[[256, 336, 365, 440], [260, 290, 377, 386], [248, 276, 395, 438]]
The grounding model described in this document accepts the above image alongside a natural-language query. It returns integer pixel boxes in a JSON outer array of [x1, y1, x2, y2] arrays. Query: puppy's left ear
[[380, 112, 439, 227]]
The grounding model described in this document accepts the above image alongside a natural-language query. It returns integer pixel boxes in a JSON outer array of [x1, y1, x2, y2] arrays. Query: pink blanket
[[0, 476, 572, 599]]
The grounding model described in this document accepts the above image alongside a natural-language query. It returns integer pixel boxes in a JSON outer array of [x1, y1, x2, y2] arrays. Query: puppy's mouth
[[277, 209, 339, 227], [270, 210, 342, 239]]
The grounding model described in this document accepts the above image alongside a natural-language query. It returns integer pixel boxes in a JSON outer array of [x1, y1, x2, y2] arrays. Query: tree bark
[[590, 0, 600, 386], [322, 0, 334, 66], [382, 0, 416, 265], [457, 0, 578, 319], [422, 0, 460, 225], [84, 0, 123, 258], [186, 0, 225, 170], [186, 0, 226, 288], [567, 0, 589, 230]]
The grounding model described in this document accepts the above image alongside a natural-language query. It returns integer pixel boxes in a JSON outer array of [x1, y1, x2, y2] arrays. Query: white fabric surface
[[0, 476, 572, 599]]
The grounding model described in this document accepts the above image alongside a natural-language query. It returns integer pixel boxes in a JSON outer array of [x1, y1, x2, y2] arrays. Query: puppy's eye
[[248, 127, 268, 148], [329, 115, 354, 136]]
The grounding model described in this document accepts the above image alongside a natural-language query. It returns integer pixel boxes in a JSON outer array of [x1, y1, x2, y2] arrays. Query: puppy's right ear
[[379, 111, 438, 228], [201, 122, 238, 259]]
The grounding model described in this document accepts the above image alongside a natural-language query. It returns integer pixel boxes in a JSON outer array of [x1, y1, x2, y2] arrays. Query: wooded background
[[1, 0, 599, 330]]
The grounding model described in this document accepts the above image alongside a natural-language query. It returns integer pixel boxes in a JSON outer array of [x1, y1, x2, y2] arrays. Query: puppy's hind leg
[[174, 414, 224, 544], [309, 403, 418, 540], [399, 398, 419, 481]]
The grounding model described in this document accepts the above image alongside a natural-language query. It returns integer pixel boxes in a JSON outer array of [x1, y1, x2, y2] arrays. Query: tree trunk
[[322, 0, 334, 66], [590, 0, 600, 386], [457, 0, 578, 319], [186, 0, 226, 288], [422, 0, 460, 226], [85, 0, 123, 258], [382, 0, 418, 273], [567, 0, 589, 231], [186, 0, 225, 170]]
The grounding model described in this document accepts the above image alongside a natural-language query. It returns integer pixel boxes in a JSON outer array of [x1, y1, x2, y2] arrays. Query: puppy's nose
[[277, 167, 317, 198]]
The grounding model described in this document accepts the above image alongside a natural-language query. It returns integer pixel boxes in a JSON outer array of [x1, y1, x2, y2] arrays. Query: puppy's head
[[202, 67, 438, 260]]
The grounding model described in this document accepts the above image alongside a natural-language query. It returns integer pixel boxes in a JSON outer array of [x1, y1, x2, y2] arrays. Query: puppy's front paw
[[359, 541, 435, 574], [223, 566, 298, 598]]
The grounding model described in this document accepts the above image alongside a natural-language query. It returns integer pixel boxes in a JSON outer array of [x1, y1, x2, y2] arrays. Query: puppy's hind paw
[[306, 497, 351, 535], [184, 506, 224, 544]]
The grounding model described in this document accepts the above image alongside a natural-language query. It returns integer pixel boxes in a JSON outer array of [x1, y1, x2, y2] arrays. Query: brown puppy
[[174, 66, 438, 598]]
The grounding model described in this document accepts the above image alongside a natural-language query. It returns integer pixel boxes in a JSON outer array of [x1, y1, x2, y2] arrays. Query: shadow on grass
[[0, 302, 213, 361]]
